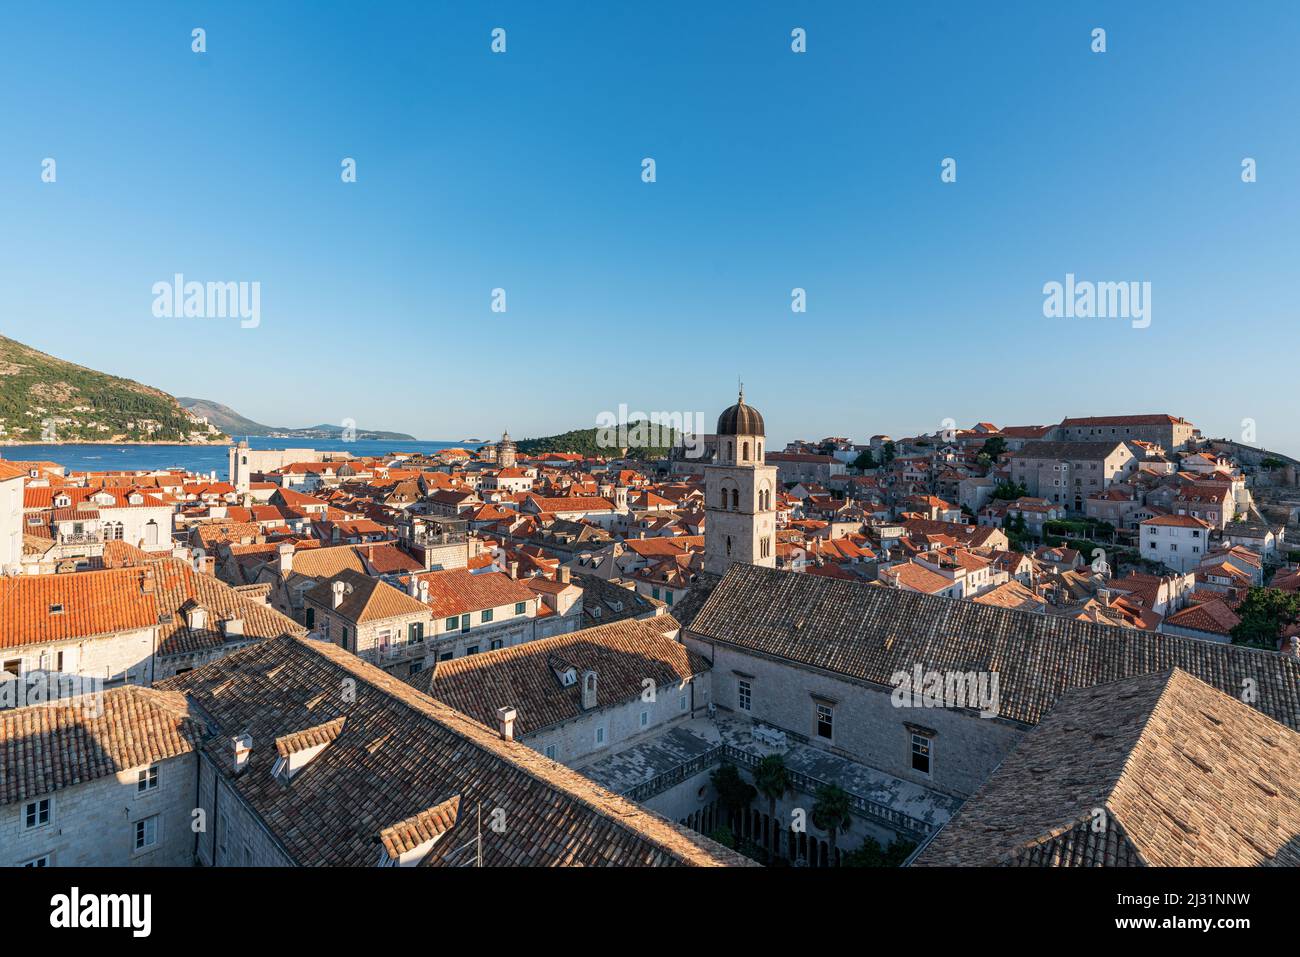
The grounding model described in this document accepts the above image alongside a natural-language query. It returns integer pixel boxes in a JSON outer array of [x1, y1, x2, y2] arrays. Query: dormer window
[[550, 657, 579, 686], [54, 495, 70, 508], [271, 716, 346, 783], [48, 604, 64, 615], [377, 795, 461, 867]]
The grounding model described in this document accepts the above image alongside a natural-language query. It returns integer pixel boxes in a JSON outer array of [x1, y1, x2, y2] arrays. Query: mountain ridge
[[177, 397, 418, 441]]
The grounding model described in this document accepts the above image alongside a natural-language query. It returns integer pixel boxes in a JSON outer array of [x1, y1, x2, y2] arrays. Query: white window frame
[[815, 703, 834, 741], [911, 733, 934, 776], [23, 797, 51, 831], [137, 764, 159, 793], [133, 814, 159, 852]]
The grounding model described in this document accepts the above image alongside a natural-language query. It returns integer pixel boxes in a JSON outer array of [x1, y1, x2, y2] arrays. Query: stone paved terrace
[[714, 712, 962, 836], [579, 714, 961, 839], [580, 719, 722, 795]]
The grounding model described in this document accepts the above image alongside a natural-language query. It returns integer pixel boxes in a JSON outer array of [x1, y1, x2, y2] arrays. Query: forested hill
[[516, 423, 683, 460], [0, 335, 225, 444]]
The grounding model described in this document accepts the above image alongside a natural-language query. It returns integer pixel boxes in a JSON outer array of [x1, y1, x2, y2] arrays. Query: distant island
[[178, 398, 418, 442], [0, 334, 229, 445]]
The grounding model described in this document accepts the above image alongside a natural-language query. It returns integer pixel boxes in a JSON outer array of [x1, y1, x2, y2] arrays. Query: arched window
[[731, 489, 739, 510], [743, 442, 750, 462], [719, 488, 728, 509], [726, 442, 732, 461], [725, 536, 732, 556]]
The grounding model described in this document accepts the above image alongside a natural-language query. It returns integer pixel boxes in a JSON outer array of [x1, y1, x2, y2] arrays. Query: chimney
[[331, 580, 346, 609], [408, 575, 419, 597], [557, 566, 571, 585], [508, 560, 519, 579], [232, 733, 253, 773], [496, 706, 518, 741], [223, 618, 244, 636], [277, 542, 293, 574], [418, 580, 429, 604], [1096, 588, 1111, 606], [581, 669, 598, 710], [140, 567, 155, 594]]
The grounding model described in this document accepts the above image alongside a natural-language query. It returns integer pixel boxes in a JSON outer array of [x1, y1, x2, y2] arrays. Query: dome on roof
[[716, 389, 765, 436]]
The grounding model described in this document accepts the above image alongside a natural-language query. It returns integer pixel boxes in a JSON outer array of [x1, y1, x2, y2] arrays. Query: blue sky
[[2, 2, 1298, 451]]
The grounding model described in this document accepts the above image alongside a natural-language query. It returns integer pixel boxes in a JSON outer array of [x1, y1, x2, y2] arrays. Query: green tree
[[707, 824, 737, 849], [993, 480, 1028, 501], [852, 449, 877, 470], [710, 762, 756, 832], [980, 436, 1008, 459], [1230, 587, 1300, 649], [881, 442, 896, 464], [810, 783, 853, 864], [752, 754, 791, 850], [841, 836, 918, 867]]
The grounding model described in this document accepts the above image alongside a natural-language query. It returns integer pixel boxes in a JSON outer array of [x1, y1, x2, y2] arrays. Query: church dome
[[716, 390, 765, 436]]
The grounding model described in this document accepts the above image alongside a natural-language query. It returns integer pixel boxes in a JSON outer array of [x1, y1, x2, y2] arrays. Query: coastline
[[0, 439, 231, 448]]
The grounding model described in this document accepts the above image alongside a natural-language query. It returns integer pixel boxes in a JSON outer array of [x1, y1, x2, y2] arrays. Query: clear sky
[[2, 2, 1298, 452]]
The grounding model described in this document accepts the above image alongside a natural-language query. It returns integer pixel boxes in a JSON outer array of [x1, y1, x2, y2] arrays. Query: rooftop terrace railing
[[618, 737, 934, 839]]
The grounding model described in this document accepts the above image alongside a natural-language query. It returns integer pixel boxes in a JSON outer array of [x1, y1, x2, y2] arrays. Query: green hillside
[[516, 422, 682, 460], [0, 335, 226, 444]]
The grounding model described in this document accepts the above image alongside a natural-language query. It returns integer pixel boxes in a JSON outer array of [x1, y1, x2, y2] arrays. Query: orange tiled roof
[[402, 569, 536, 618]]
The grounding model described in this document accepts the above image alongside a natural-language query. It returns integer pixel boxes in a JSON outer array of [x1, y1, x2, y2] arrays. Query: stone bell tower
[[704, 388, 777, 576]]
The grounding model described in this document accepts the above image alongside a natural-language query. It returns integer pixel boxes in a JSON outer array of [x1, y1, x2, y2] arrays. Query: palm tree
[[753, 754, 790, 851], [811, 784, 853, 865], [709, 762, 756, 833]]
